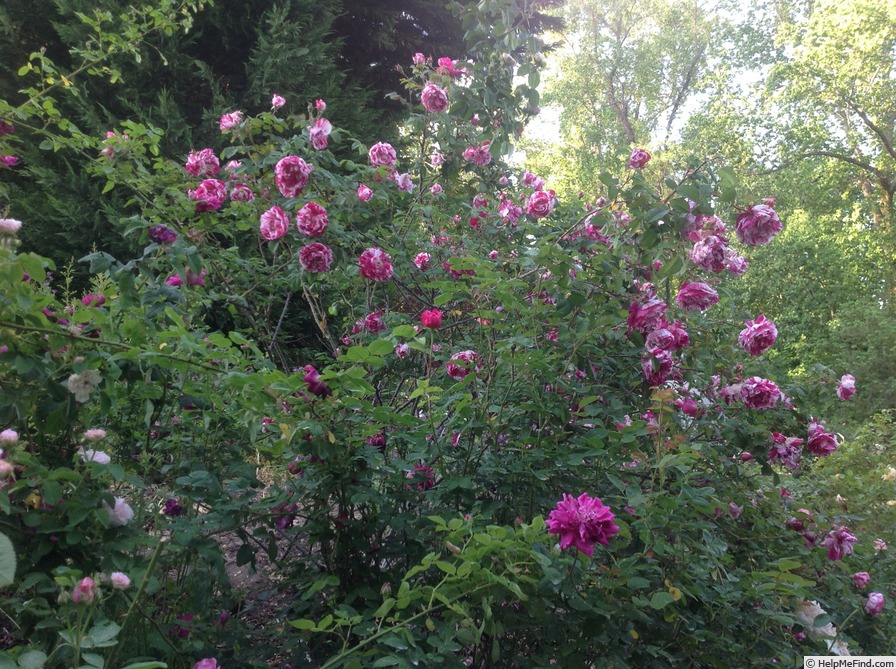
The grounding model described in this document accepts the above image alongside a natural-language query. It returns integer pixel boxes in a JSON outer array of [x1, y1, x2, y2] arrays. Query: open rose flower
[[675, 281, 719, 312], [768, 433, 802, 470], [690, 235, 728, 273], [546, 493, 619, 557], [641, 347, 673, 386], [807, 418, 838, 456], [420, 309, 443, 329], [358, 248, 394, 281], [852, 572, 871, 589], [357, 184, 373, 202], [738, 315, 777, 356], [627, 148, 651, 169], [421, 83, 449, 113], [413, 252, 431, 270], [446, 350, 478, 381], [837, 374, 856, 401], [303, 365, 330, 397], [271, 94, 285, 109], [735, 203, 782, 246], [822, 527, 857, 561], [218, 110, 243, 131], [298, 243, 334, 274], [368, 142, 397, 168], [626, 298, 667, 334], [185, 148, 220, 177], [104, 497, 135, 527], [309, 118, 332, 151], [275, 155, 313, 198], [296, 202, 329, 237], [188, 179, 227, 212], [740, 377, 780, 409], [525, 190, 555, 218], [260, 206, 289, 241], [865, 592, 885, 616]]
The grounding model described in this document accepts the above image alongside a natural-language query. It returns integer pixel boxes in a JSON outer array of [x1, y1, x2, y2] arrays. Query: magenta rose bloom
[[666, 320, 690, 349], [675, 281, 719, 312], [690, 235, 728, 273], [852, 571, 871, 589], [218, 110, 243, 131], [525, 190, 555, 218], [188, 179, 227, 212], [185, 148, 220, 177], [368, 142, 397, 168], [194, 659, 220, 669], [275, 155, 313, 198], [357, 184, 373, 202], [768, 433, 803, 470], [740, 376, 780, 409], [723, 249, 748, 276], [807, 418, 838, 456], [627, 148, 651, 169], [865, 592, 885, 616], [837, 374, 856, 401], [738, 314, 778, 356], [362, 311, 387, 334], [735, 203, 782, 246], [413, 252, 431, 270], [296, 202, 329, 238], [641, 347, 673, 386], [462, 141, 492, 166], [645, 327, 675, 351], [420, 309, 443, 329], [626, 298, 668, 334], [260, 206, 289, 241], [298, 243, 334, 274], [546, 493, 619, 557], [421, 83, 449, 113], [303, 365, 330, 397], [822, 526, 857, 561], [446, 350, 478, 381], [358, 247, 394, 281], [271, 94, 285, 109]]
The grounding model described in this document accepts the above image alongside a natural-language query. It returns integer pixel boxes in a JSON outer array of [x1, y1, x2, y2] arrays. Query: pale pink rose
[[193, 659, 220, 669], [740, 377, 780, 409], [421, 83, 449, 113], [314, 99, 327, 111], [738, 315, 777, 356], [229, 183, 254, 202], [0, 218, 22, 236], [875, 539, 888, 551], [298, 243, 334, 274], [735, 203, 782, 246], [259, 206, 289, 241], [852, 572, 871, 589], [675, 281, 718, 312], [110, 572, 130, 589], [296, 202, 329, 237], [271, 94, 286, 109], [446, 350, 478, 381], [274, 156, 313, 198], [412, 52, 426, 65], [413, 252, 431, 270], [72, 577, 96, 604], [0, 429, 18, 444], [218, 110, 243, 132], [627, 148, 651, 169], [430, 184, 443, 195], [368, 142, 397, 168], [865, 592, 885, 616], [185, 148, 220, 177], [188, 179, 227, 212], [690, 235, 728, 272], [641, 348, 673, 386], [104, 497, 134, 526], [837, 374, 856, 401], [0, 460, 14, 480], [394, 172, 414, 193], [79, 448, 111, 464], [525, 190, 555, 218], [358, 248, 394, 281], [357, 184, 373, 201]]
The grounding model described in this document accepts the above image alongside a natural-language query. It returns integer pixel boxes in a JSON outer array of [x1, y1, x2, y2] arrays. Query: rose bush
[[0, 0, 893, 666]]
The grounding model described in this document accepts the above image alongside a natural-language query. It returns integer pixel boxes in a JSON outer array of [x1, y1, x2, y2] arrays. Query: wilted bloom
[[296, 202, 329, 237], [357, 184, 373, 201], [163, 498, 184, 516], [149, 225, 177, 245], [110, 572, 130, 590], [837, 374, 856, 401], [309, 118, 332, 150], [72, 577, 97, 604], [675, 397, 702, 417], [738, 315, 778, 356], [0, 120, 14, 135], [185, 148, 220, 177], [852, 572, 871, 589], [271, 94, 286, 108], [795, 601, 845, 653], [260, 206, 289, 241], [188, 179, 227, 212], [769, 433, 802, 470], [407, 464, 436, 491], [67, 370, 102, 402], [421, 83, 449, 113], [525, 190, 555, 218], [193, 659, 219, 669], [690, 235, 728, 273], [368, 142, 397, 168], [546, 493, 619, 557], [807, 418, 838, 456], [395, 343, 410, 359], [735, 203, 782, 246], [626, 298, 667, 334], [728, 502, 743, 519], [420, 309, 443, 329], [822, 527, 857, 561], [218, 110, 243, 131], [641, 348, 673, 386], [275, 155, 313, 198], [413, 252, 431, 270], [0, 218, 22, 236], [723, 249, 749, 276], [302, 365, 330, 397], [166, 268, 206, 288], [358, 248, 394, 281], [0, 429, 19, 444], [740, 377, 781, 410], [865, 592, 885, 616], [298, 243, 334, 274], [446, 350, 478, 381], [627, 148, 651, 169], [675, 281, 719, 312]]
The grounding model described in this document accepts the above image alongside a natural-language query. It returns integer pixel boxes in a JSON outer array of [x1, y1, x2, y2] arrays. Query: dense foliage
[[1, 1, 894, 668]]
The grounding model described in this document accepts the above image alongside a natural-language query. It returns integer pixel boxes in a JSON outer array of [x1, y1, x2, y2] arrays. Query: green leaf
[[368, 339, 394, 356], [391, 325, 416, 338], [17, 651, 47, 669], [649, 591, 675, 610], [120, 663, 167, 669], [0, 533, 15, 587]]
